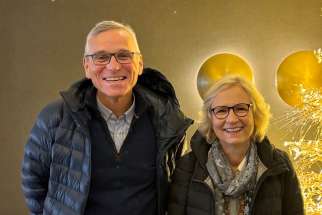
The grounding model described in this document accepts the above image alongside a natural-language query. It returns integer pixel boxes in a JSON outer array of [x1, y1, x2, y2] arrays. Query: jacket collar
[[60, 67, 180, 113], [256, 136, 280, 168], [59, 68, 193, 140], [60, 78, 94, 112], [190, 131, 286, 170]]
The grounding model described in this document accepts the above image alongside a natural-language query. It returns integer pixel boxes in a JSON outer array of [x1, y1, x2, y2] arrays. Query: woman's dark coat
[[168, 131, 304, 215]]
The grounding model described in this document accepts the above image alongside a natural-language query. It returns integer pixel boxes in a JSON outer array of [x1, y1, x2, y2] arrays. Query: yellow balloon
[[197, 53, 253, 99], [276, 50, 322, 107]]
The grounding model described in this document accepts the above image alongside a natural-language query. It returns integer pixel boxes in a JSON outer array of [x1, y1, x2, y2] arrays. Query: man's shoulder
[[39, 99, 64, 115], [137, 68, 179, 106], [35, 99, 65, 128], [135, 85, 178, 118]]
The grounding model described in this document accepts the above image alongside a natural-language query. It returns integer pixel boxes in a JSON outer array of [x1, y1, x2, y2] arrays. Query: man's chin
[[99, 89, 131, 99]]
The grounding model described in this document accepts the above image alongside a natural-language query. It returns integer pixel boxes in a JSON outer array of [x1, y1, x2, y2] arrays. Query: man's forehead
[[90, 29, 133, 42], [89, 29, 136, 47]]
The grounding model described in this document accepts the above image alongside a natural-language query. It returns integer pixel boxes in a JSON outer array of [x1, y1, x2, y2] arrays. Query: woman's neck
[[220, 141, 250, 168]]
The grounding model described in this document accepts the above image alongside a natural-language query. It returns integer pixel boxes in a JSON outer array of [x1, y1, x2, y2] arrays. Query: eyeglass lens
[[212, 103, 251, 119], [91, 51, 135, 65]]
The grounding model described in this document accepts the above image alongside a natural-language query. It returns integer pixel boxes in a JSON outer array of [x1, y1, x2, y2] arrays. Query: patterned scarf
[[206, 140, 258, 215]]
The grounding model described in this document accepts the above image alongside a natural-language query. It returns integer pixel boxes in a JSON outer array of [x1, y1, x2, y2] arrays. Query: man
[[21, 20, 193, 215]]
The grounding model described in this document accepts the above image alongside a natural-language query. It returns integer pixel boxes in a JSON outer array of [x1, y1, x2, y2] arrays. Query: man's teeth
[[104, 76, 126, 81], [225, 128, 242, 132]]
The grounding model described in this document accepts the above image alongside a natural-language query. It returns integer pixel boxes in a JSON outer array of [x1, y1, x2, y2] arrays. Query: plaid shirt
[[96, 95, 135, 152]]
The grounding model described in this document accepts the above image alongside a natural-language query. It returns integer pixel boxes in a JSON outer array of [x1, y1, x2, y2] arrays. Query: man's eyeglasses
[[85, 51, 141, 66], [210, 103, 252, 119]]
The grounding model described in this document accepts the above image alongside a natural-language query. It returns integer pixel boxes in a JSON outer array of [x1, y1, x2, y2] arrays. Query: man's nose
[[106, 55, 121, 70]]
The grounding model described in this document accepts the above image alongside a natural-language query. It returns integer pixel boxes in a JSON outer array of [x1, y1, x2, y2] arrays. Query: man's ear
[[138, 55, 144, 75], [83, 57, 90, 78]]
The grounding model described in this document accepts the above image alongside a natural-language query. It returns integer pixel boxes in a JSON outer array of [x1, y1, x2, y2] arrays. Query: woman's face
[[210, 85, 254, 149]]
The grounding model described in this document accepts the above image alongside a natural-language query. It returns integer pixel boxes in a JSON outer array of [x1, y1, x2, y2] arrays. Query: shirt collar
[[237, 155, 247, 172], [96, 95, 136, 124]]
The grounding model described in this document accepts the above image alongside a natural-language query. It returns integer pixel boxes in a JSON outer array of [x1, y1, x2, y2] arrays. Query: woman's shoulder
[[272, 147, 293, 168], [175, 152, 198, 173]]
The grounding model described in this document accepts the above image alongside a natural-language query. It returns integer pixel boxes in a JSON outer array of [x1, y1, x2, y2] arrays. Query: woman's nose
[[225, 109, 239, 122]]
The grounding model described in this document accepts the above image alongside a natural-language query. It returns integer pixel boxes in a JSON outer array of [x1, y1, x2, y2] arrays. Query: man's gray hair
[[84, 20, 140, 54]]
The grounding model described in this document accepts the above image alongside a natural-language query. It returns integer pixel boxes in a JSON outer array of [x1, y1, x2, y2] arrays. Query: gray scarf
[[206, 140, 258, 214]]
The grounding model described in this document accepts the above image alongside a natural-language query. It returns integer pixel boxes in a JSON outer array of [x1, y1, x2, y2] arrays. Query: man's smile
[[102, 76, 127, 81]]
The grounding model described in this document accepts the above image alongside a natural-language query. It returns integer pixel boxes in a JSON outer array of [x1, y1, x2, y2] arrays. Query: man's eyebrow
[[92, 49, 131, 55]]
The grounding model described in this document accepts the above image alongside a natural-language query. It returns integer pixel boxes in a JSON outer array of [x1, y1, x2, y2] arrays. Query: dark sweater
[[84, 91, 157, 215]]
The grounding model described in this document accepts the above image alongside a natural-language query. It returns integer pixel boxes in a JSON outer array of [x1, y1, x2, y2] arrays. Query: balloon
[[197, 53, 253, 99]]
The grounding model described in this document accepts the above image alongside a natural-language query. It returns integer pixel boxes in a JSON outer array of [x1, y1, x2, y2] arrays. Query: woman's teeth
[[225, 127, 242, 132]]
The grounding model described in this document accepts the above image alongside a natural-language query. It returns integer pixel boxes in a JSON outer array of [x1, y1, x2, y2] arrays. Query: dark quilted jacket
[[168, 131, 304, 215], [21, 68, 193, 215]]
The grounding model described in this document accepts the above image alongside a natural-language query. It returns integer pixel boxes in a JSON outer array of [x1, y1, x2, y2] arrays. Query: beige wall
[[1, 0, 321, 213]]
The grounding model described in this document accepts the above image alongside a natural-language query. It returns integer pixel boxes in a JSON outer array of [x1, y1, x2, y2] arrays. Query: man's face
[[83, 29, 143, 101]]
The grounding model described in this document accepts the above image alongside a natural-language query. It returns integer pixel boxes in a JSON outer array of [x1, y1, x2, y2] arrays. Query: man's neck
[[97, 92, 133, 118]]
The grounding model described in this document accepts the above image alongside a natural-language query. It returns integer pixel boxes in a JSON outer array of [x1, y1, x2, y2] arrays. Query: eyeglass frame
[[209, 103, 253, 119], [84, 50, 141, 66]]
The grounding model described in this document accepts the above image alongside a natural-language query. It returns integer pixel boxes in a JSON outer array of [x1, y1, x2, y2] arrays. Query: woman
[[168, 76, 304, 215]]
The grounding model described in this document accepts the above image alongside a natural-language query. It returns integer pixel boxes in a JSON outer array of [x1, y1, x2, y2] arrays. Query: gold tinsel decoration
[[285, 140, 322, 214], [276, 49, 322, 215], [282, 86, 322, 214]]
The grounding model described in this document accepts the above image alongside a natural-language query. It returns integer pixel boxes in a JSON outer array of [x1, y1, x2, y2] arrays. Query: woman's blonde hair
[[198, 75, 271, 143]]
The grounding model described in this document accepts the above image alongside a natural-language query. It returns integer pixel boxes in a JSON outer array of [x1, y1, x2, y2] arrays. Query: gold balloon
[[197, 53, 253, 99], [276, 50, 322, 107]]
